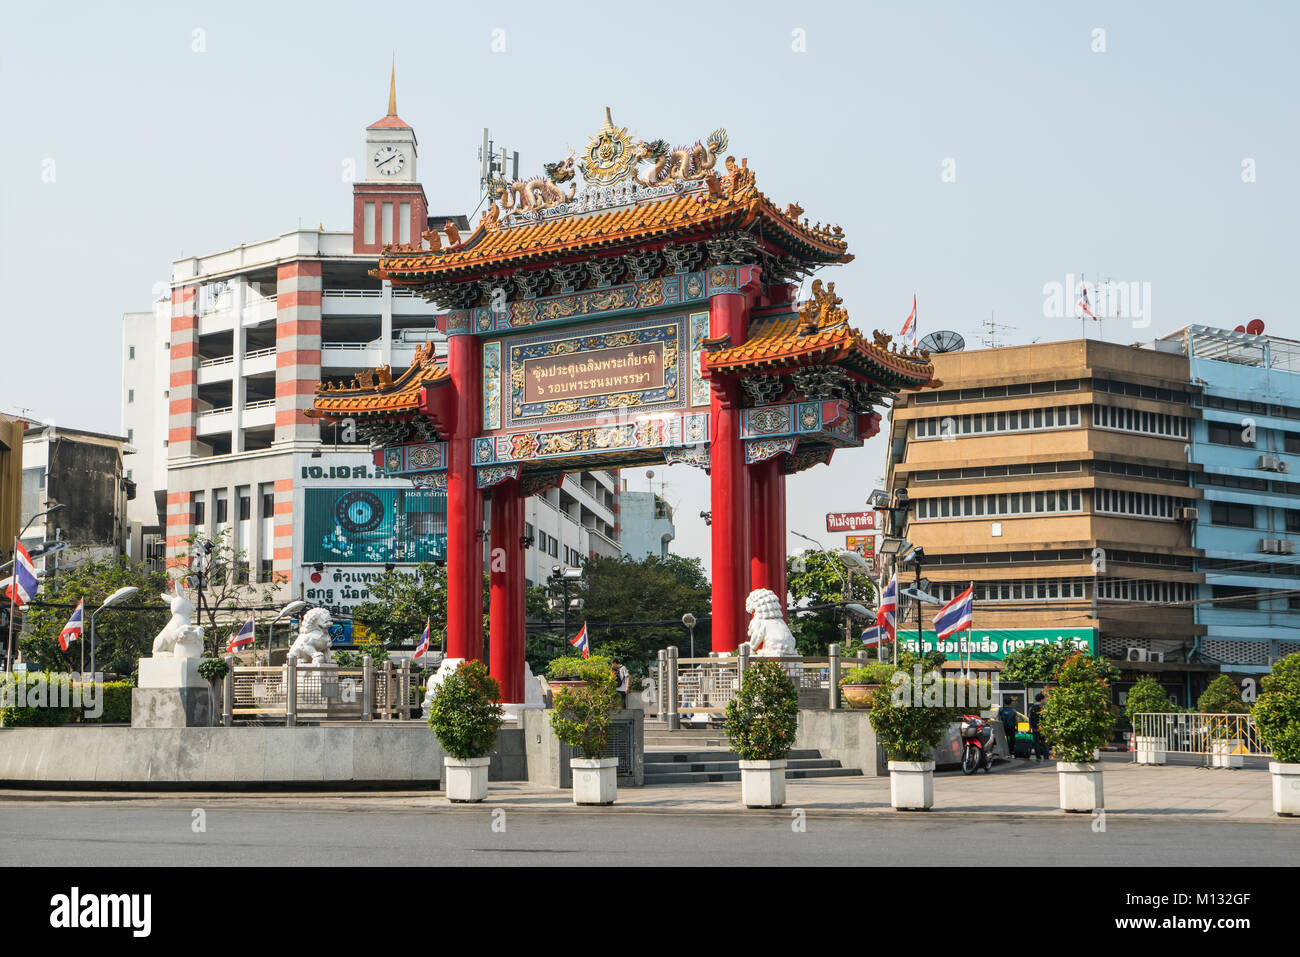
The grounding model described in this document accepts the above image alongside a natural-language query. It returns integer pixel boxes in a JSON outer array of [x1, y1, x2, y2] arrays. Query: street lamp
[[903, 545, 925, 662], [90, 586, 138, 677], [682, 612, 697, 658], [267, 599, 308, 662], [5, 503, 65, 672]]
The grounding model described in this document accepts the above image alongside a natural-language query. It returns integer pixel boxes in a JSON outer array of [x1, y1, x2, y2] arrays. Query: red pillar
[[445, 333, 484, 662], [709, 292, 750, 653], [488, 480, 526, 702], [749, 456, 788, 610]]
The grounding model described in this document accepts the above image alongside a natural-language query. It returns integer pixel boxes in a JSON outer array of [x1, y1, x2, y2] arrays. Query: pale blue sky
[[2, 1, 1296, 568]]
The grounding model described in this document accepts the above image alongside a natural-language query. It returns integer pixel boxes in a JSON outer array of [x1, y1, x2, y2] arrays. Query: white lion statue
[[151, 587, 205, 659], [286, 608, 334, 665], [745, 588, 798, 658]]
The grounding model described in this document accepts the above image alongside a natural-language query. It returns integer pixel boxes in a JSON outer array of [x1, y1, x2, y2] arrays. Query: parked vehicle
[[959, 713, 997, 774]]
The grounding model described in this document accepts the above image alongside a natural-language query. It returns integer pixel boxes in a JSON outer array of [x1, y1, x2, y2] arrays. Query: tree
[[1002, 642, 1117, 687], [351, 562, 450, 653], [1197, 675, 1248, 714], [1039, 653, 1117, 762], [181, 530, 284, 657], [552, 554, 710, 674], [19, 554, 171, 676], [786, 550, 874, 656]]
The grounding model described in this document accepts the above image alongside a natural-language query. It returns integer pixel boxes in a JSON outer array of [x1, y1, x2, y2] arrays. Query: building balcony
[[196, 347, 277, 385], [322, 341, 382, 368], [197, 295, 277, 335]]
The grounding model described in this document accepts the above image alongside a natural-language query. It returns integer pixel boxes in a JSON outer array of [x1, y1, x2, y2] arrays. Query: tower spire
[[388, 59, 397, 115]]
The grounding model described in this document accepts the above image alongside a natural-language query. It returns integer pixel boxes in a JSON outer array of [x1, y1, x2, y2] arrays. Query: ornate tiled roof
[[310, 341, 449, 419], [374, 111, 851, 286], [704, 281, 934, 389]]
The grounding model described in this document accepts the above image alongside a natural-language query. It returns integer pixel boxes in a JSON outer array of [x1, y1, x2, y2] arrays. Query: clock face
[[372, 145, 405, 175], [335, 491, 385, 534]]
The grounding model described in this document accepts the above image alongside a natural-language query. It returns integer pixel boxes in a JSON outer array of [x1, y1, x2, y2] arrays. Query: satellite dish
[[919, 330, 966, 353], [1246, 318, 1265, 336]]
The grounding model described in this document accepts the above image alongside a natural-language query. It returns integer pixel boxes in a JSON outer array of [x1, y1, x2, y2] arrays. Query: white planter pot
[[1210, 739, 1245, 769], [1135, 736, 1167, 766], [571, 757, 618, 806], [739, 760, 787, 808], [888, 760, 935, 811], [1058, 762, 1104, 812], [443, 756, 491, 803], [1269, 762, 1300, 816]]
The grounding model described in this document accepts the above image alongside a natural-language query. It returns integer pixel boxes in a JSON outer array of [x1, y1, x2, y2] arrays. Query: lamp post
[[267, 600, 308, 663], [904, 547, 925, 664], [682, 612, 697, 658], [549, 565, 585, 647], [5, 503, 65, 673], [90, 586, 138, 678]]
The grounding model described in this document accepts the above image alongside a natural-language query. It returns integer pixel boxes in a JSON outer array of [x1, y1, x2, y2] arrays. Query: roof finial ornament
[[388, 58, 397, 115]]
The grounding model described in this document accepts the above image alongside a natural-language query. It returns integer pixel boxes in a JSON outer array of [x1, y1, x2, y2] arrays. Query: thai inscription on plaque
[[523, 341, 665, 404]]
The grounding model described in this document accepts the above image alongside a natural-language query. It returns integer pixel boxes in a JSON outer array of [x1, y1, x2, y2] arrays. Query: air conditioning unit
[[1260, 454, 1284, 472], [1261, 538, 1282, 554], [1280, 540, 1297, 555], [1147, 651, 1165, 663], [1126, 647, 1150, 662], [1280, 460, 1292, 474], [1177, 507, 1199, 521]]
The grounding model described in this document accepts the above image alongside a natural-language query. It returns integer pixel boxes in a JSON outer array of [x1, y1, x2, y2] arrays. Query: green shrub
[[724, 660, 799, 761], [1197, 675, 1248, 715], [1039, 654, 1115, 763], [1254, 653, 1300, 764], [868, 654, 960, 762], [550, 666, 619, 759], [427, 660, 505, 760], [841, 663, 898, 686], [0, 672, 77, 726], [82, 682, 133, 723], [546, 654, 612, 681], [197, 658, 230, 685], [1124, 676, 1178, 726]]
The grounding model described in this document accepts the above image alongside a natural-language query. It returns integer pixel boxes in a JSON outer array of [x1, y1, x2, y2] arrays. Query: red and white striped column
[[168, 284, 199, 458], [275, 261, 322, 446]]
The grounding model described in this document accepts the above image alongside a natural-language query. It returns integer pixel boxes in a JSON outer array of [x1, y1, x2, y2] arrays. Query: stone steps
[[643, 748, 862, 786]]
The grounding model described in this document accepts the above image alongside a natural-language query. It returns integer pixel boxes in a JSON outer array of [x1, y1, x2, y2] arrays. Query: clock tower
[[353, 65, 428, 254]]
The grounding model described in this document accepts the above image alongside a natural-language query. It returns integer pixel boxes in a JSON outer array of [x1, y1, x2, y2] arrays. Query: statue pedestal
[[132, 656, 213, 728]]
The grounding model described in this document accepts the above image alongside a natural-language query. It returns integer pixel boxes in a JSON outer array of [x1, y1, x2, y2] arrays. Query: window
[[1093, 404, 1188, 439], [917, 489, 1081, 520], [1285, 432, 1300, 455], [129, 346, 135, 359], [259, 559, 274, 584], [1210, 502, 1255, 528], [127, 428, 134, 442], [193, 500, 205, 526], [1212, 586, 1258, 611], [262, 492, 275, 519], [914, 405, 1081, 439], [128, 389, 135, 403], [1207, 422, 1252, 448], [1094, 488, 1191, 520], [364, 202, 376, 245], [549, 536, 559, 558], [238, 493, 251, 522], [399, 203, 411, 245], [215, 497, 228, 524], [1288, 511, 1300, 533], [381, 202, 394, 244]]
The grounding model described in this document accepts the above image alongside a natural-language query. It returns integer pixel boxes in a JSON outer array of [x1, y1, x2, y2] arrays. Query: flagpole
[[4, 536, 16, 673]]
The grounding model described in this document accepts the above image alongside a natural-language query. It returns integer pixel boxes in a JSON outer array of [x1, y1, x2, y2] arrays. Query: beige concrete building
[[885, 338, 1210, 694]]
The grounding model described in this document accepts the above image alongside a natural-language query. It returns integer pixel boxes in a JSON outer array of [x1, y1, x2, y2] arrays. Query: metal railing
[[652, 643, 882, 726], [1132, 712, 1270, 759], [225, 657, 419, 725]]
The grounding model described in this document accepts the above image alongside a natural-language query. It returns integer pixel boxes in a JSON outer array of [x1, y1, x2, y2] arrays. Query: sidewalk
[[0, 756, 1285, 822]]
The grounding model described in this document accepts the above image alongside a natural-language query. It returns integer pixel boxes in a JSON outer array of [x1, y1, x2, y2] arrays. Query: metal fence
[[225, 657, 420, 725], [652, 643, 884, 726], [1132, 712, 1271, 760]]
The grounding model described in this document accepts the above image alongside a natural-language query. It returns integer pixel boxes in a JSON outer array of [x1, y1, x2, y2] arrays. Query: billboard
[[894, 627, 1096, 662], [846, 534, 875, 557], [303, 487, 446, 565], [827, 511, 877, 532]]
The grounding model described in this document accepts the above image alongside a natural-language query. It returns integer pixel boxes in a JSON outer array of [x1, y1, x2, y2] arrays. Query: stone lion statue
[[286, 608, 333, 665], [745, 588, 798, 658], [151, 588, 205, 658]]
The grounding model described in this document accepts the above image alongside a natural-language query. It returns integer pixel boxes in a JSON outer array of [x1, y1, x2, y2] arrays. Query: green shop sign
[[894, 627, 1096, 662]]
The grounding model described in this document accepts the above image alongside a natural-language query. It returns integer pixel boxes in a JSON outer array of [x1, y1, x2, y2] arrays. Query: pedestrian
[[612, 660, 630, 707], [1028, 692, 1049, 761], [996, 699, 1019, 759]]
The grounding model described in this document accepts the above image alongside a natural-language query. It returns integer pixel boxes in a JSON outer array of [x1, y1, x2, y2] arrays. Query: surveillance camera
[[904, 545, 924, 564]]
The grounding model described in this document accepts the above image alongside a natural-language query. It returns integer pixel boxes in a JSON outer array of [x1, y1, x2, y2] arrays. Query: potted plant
[[1198, 676, 1249, 768], [839, 662, 897, 710], [550, 659, 621, 805], [546, 654, 611, 697], [1252, 652, 1300, 816], [197, 657, 231, 727], [723, 659, 799, 808], [427, 659, 504, 802], [1124, 676, 1178, 765], [1039, 653, 1115, 812], [868, 654, 958, 810]]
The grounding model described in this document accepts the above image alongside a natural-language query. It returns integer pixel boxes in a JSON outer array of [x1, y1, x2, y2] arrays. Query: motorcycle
[[959, 714, 996, 774]]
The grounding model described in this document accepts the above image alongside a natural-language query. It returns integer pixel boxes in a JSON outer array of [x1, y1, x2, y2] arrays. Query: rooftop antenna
[[979, 312, 1014, 349], [478, 129, 519, 195]]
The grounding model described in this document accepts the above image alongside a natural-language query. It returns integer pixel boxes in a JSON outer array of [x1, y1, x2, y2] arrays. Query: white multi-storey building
[[122, 74, 619, 620]]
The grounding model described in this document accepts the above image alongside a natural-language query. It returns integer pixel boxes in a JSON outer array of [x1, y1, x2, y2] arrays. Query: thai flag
[[933, 584, 975, 639], [900, 296, 917, 348], [59, 599, 84, 650], [5, 541, 39, 607], [226, 614, 255, 652], [570, 622, 589, 659], [413, 619, 430, 660], [859, 625, 889, 647], [876, 573, 898, 640], [1078, 282, 1097, 321]]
